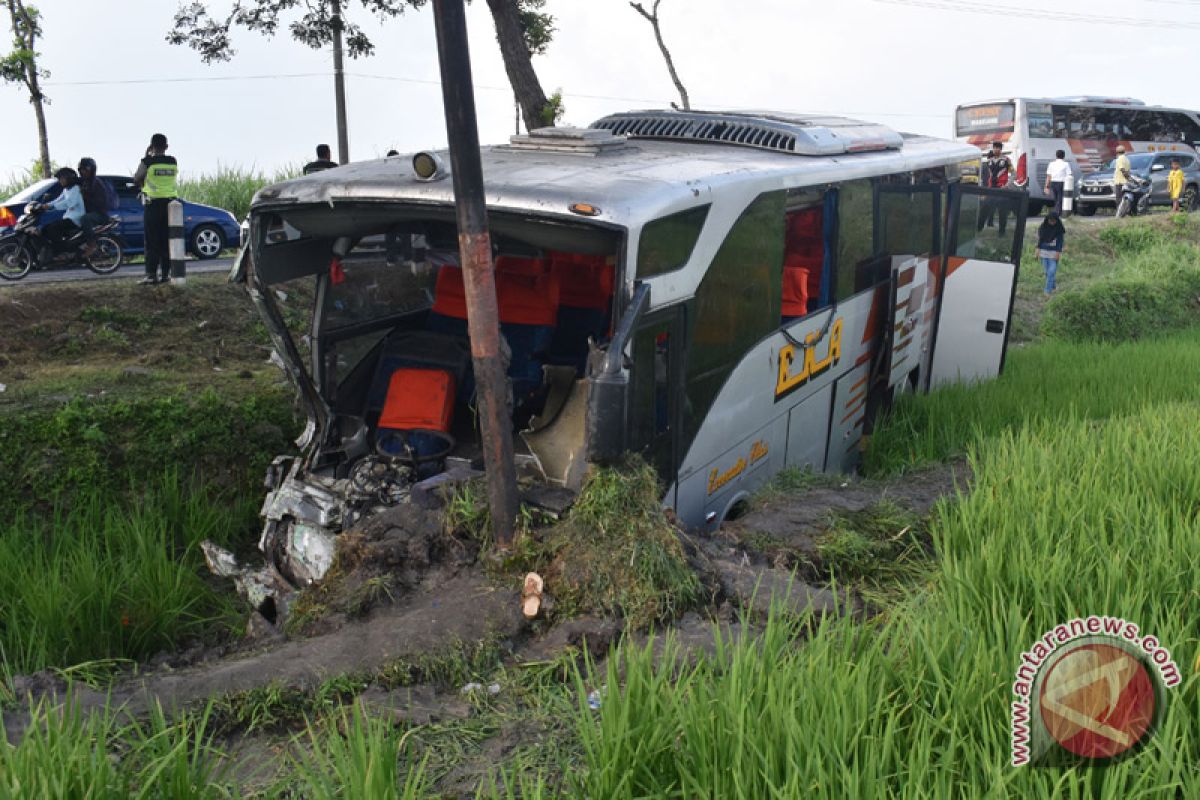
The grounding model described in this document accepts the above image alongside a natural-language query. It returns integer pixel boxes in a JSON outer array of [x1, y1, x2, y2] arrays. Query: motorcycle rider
[[77, 157, 111, 254], [38, 167, 85, 258]]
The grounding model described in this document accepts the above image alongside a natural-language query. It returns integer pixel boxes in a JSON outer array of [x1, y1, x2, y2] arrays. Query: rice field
[[3, 327, 1196, 796], [572, 401, 1199, 798], [0, 479, 254, 675]]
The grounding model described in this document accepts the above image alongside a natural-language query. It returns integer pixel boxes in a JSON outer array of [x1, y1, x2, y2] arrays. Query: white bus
[[229, 110, 1028, 604], [955, 97, 1200, 212]]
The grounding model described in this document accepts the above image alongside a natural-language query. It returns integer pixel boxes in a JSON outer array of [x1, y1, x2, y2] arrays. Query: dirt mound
[[287, 505, 475, 635]]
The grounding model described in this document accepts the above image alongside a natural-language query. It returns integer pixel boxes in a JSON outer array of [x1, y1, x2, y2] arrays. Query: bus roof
[[958, 97, 1198, 112], [252, 111, 979, 229]]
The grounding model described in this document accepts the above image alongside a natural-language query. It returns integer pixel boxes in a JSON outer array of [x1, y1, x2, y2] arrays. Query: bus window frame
[[780, 187, 832, 325], [630, 305, 686, 491]]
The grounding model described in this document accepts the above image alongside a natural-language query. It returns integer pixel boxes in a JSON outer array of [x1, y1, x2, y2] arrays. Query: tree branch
[[629, 0, 689, 111]]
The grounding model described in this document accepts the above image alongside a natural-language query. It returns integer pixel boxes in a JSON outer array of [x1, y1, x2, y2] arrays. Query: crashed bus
[[223, 110, 1027, 609]]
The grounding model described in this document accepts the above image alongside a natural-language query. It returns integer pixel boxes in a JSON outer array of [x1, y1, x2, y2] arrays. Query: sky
[[2, 0, 1199, 184]]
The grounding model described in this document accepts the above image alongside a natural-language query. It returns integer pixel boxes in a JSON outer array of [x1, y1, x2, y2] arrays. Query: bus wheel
[[1026, 201, 1045, 217]]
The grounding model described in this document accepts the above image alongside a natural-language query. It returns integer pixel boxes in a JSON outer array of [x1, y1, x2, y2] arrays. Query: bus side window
[[781, 194, 828, 324], [683, 191, 784, 445], [835, 179, 882, 301], [878, 185, 937, 262], [637, 205, 710, 278]]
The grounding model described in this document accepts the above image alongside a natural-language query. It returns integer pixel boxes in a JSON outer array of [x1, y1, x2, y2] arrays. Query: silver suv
[[1076, 152, 1200, 215]]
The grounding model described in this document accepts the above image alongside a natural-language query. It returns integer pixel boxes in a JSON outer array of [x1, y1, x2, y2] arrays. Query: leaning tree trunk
[[30, 86, 50, 177], [485, 0, 549, 133]]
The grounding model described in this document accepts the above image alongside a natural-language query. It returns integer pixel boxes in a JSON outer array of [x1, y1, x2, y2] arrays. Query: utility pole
[[432, 0, 519, 548], [330, 0, 349, 164]]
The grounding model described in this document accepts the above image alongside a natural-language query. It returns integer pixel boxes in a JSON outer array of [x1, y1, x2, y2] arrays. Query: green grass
[[1011, 212, 1200, 344], [865, 327, 1200, 476], [0, 698, 229, 800], [486, 458, 703, 629], [177, 163, 300, 221], [1042, 240, 1200, 342], [0, 389, 298, 514], [2, 693, 430, 798], [0, 477, 255, 675], [565, 401, 1200, 798]]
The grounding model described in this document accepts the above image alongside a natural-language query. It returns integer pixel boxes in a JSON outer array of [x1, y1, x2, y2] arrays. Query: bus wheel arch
[[713, 491, 754, 529]]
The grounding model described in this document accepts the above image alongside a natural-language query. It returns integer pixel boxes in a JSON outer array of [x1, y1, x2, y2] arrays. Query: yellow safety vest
[[142, 155, 178, 199]]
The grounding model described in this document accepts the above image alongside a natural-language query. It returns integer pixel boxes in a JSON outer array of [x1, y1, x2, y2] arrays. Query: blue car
[[0, 175, 240, 259]]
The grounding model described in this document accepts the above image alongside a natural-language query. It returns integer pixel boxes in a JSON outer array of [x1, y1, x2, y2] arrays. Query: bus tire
[[1076, 204, 1097, 217], [1025, 201, 1045, 217]]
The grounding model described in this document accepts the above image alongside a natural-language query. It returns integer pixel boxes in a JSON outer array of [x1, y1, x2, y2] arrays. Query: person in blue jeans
[[1036, 211, 1065, 294]]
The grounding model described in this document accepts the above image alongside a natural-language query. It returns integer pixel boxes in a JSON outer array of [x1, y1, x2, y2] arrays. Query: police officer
[[133, 133, 178, 285]]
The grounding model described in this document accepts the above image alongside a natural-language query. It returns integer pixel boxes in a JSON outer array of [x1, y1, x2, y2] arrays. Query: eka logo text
[[1010, 615, 1180, 767]]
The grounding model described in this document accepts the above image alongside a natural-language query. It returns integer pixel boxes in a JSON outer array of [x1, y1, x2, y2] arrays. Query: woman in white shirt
[[40, 167, 85, 248]]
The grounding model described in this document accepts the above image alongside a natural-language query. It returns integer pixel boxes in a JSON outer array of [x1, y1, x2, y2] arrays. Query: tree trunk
[[31, 89, 49, 177], [485, 0, 549, 133], [8, 0, 50, 176]]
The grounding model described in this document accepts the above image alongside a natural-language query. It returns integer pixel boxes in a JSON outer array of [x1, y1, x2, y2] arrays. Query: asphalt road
[[6, 257, 236, 287]]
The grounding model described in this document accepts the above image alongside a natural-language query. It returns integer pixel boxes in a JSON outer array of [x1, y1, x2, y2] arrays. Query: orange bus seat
[[431, 265, 468, 320], [550, 251, 615, 311], [496, 255, 560, 327], [378, 368, 456, 433]]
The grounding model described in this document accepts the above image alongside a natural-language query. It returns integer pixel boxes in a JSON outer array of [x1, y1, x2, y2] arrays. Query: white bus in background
[[955, 97, 1200, 213]]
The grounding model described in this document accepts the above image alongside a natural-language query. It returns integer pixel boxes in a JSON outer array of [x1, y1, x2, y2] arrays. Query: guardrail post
[[168, 199, 186, 285]]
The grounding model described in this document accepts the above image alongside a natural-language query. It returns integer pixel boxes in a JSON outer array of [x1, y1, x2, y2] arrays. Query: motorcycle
[[0, 203, 123, 281], [1115, 175, 1152, 219]]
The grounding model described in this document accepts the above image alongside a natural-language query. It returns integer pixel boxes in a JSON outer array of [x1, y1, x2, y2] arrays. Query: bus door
[[928, 185, 1026, 389], [876, 184, 941, 390], [630, 306, 684, 507]]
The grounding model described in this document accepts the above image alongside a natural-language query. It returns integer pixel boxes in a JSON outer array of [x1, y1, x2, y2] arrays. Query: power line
[[873, 0, 1200, 28], [43, 69, 952, 120], [44, 72, 329, 86]]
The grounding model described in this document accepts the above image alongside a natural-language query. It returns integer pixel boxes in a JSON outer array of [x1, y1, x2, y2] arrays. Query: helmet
[[78, 157, 96, 172]]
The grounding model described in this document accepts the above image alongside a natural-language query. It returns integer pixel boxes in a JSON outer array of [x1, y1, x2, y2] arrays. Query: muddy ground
[[2, 459, 970, 796]]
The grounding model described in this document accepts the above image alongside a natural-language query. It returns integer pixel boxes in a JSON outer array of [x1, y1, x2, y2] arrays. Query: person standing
[[77, 157, 111, 253], [1169, 159, 1185, 213], [979, 142, 1014, 233], [303, 144, 338, 175], [1044, 150, 1071, 216], [133, 133, 178, 285], [1036, 211, 1065, 295], [1112, 145, 1132, 214]]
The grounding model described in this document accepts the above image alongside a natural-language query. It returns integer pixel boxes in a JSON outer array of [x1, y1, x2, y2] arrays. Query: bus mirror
[[586, 282, 651, 464]]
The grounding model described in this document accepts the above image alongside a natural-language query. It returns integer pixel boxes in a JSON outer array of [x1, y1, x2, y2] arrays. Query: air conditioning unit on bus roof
[[590, 110, 904, 156], [1052, 96, 1146, 106]]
